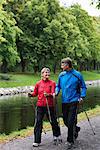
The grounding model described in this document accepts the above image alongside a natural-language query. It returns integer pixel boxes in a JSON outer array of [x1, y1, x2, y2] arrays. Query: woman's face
[[42, 70, 50, 80]]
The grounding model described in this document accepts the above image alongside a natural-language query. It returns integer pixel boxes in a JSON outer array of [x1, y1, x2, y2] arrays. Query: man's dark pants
[[34, 106, 61, 143], [62, 102, 78, 143]]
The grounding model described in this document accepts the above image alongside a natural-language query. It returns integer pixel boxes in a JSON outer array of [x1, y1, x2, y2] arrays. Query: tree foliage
[[91, 0, 100, 8], [69, 5, 100, 70], [0, 0, 100, 72], [0, 0, 21, 72]]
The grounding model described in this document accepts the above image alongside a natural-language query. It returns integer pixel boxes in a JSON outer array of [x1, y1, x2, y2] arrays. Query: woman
[[28, 67, 61, 147]]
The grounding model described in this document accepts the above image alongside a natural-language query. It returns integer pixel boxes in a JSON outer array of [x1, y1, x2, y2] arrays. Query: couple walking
[[28, 57, 87, 148]]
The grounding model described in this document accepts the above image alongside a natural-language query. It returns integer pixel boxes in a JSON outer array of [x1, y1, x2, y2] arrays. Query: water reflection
[[0, 94, 36, 134], [0, 86, 100, 134]]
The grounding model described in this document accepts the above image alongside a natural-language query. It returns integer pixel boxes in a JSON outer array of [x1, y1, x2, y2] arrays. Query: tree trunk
[[1, 59, 8, 73], [20, 54, 26, 72], [21, 59, 26, 72], [93, 60, 96, 70], [53, 62, 57, 74]]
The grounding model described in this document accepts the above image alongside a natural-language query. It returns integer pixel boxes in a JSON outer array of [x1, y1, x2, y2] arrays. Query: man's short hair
[[61, 57, 72, 68]]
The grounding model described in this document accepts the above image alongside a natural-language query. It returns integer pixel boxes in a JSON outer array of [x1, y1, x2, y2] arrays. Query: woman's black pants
[[34, 106, 61, 143]]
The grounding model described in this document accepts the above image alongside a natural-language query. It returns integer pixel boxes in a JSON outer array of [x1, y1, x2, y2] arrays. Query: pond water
[[0, 84, 100, 134]]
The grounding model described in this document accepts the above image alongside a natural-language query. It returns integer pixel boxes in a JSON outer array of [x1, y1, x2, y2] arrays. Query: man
[[28, 67, 61, 147], [56, 57, 87, 148]]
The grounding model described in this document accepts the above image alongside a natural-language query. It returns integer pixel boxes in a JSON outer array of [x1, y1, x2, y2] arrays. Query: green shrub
[[0, 74, 12, 80]]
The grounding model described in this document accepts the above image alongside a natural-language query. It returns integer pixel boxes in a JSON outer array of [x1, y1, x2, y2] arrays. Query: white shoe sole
[[32, 143, 39, 147]]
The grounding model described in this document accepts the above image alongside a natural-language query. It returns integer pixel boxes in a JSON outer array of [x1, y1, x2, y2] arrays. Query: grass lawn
[[0, 73, 40, 88], [0, 71, 100, 88]]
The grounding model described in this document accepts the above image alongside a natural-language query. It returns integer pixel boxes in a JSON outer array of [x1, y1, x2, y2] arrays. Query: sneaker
[[53, 137, 57, 145], [53, 138, 58, 145], [76, 126, 81, 132], [57, 135, 62, 143], [53, 139, 57, 145], [32, 142, 39, 147], [74, 126, 81, 139], [67, 142, 74, 149], [53, 136, 63, 145]]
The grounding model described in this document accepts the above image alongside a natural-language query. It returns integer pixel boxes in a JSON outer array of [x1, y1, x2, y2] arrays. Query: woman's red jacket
[[31, 79, 56, 107]]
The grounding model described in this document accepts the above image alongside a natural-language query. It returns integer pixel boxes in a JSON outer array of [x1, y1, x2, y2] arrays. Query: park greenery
[[0, 0, 100, 73], [0, 0, 100, 143], [0, 71, 100, 88]]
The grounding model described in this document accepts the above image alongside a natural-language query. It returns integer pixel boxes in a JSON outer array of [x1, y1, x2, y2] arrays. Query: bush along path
[[0, 115, 100, 150]]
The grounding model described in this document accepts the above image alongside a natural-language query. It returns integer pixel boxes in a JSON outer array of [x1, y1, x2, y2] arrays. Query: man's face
[[61, 62, 69, 71]]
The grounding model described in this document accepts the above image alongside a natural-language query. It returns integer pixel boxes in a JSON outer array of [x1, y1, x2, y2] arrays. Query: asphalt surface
[[0, 115, 100, 150]]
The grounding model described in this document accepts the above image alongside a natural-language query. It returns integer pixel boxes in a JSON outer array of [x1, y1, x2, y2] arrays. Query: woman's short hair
[[41, 67, 50, 77]]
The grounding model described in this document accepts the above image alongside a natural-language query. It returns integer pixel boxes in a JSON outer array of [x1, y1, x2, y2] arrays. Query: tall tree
[[0, 0, 21, 72], [12, 0, 68, 72], [69, 4, 100, 70], [16, 0, 85, 72]]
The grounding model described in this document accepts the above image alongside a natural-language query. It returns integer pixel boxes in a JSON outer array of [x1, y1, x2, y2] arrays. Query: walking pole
[[55, 96, 62, 143], [81, 104, 95, 135], [83, 108, 95, 135], [45, 96, 60, 145], [54, 96, 61, 129], [28, 97, 46, 134], [34, 105, 46, 135], [45, 97, 52, 123]]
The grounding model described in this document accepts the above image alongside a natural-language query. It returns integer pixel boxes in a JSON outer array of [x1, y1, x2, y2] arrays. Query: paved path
[[0, 115, 100, 150]]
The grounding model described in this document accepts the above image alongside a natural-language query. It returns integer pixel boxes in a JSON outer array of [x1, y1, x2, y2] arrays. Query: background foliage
[[0, 0, 100, 73]]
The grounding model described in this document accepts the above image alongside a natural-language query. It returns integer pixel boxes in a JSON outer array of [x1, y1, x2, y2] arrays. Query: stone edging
[[0, 86, 34, 96], [0, 80, 100, 96]]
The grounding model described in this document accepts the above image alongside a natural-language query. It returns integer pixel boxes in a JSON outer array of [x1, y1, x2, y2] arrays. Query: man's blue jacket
[[56, 69, 87, 103]]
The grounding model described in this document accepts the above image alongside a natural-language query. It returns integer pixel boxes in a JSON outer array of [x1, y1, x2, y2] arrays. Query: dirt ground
[[0, 115, 100, 150]]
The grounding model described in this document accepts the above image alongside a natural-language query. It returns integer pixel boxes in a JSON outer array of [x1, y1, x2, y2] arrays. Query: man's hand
[[53, 93, 56, 99], [78, 97, 84, 105], [52, 93, 57, 107], [28, 93, 32, 97]]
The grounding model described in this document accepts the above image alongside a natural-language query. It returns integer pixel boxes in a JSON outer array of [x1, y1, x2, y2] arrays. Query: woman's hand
[[28, 93, 32, 97], [44, 92, 49, 97]]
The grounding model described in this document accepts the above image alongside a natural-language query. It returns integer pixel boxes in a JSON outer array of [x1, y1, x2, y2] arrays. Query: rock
[[0, 86, 34, 96], [0, 80, 100, 96]]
